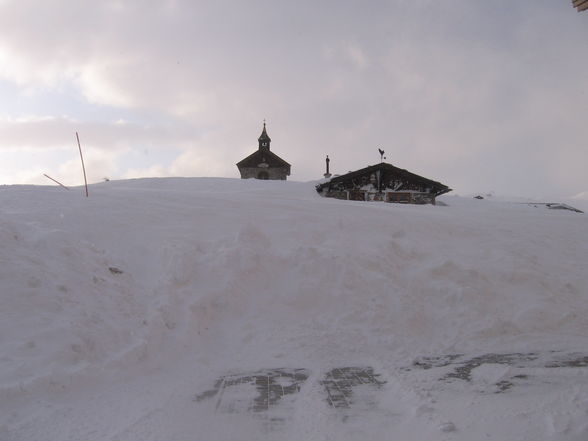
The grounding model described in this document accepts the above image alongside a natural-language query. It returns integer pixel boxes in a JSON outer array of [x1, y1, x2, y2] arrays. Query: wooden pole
[[76, 132, 89, 197], [43, 173, 70, 190]]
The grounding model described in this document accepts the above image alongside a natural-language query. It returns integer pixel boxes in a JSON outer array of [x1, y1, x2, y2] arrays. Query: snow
[[1, 177, 587, 441]]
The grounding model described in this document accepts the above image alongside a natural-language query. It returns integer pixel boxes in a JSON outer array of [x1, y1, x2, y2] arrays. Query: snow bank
[[1, 178, 587, 441]]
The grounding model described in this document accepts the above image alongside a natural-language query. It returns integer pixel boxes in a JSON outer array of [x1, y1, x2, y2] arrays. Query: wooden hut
[[316, 162, 451, 205]]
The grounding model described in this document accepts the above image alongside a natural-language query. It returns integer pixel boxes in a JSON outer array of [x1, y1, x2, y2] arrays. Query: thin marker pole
[[43, 173, 70, 190], [76, 132, 89, 197]]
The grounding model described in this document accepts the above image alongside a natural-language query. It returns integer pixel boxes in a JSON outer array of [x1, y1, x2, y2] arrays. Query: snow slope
[[1, 178, 587, 441]]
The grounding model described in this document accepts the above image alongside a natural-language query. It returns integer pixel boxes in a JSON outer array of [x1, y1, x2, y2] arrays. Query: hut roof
[[573, 0, 588, 12], [316, 162, 451, 197]]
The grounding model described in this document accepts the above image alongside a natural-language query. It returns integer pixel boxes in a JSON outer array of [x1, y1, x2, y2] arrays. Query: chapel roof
[[236, 149, 291, 169]]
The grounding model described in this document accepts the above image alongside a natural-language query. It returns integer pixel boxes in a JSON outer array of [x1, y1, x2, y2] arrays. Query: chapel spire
[[258, 120, 271, 150]]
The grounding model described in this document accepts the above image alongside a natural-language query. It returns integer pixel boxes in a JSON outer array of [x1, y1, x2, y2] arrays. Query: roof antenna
[[378, 148, 386, 163]]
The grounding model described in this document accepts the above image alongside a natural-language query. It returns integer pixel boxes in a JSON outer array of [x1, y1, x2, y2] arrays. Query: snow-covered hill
[[1, 178, 587, 441]]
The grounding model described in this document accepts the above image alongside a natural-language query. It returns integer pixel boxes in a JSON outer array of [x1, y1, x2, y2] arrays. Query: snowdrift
[[1, 178, 587, 441]]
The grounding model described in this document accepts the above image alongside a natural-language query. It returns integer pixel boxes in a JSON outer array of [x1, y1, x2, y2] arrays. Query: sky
[[0, 0, 586, 199]]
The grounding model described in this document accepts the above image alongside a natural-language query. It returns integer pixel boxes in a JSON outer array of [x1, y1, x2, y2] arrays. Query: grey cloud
[[0, 0, 587, 197], [0, 117, 198, 151]]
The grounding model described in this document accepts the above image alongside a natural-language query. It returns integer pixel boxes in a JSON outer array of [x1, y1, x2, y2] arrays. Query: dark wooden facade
[[316, 163, 451, 205], [236, 123, 291, 180]]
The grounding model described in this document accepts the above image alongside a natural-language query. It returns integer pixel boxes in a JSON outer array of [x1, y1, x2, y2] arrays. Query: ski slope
[[1, 178, 587, 441]]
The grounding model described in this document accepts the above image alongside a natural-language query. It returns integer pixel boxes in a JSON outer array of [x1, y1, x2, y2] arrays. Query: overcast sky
[[0, 0, 586, 198]]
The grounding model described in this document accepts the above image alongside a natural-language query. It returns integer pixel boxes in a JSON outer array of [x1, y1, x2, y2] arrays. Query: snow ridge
[[1, 178, 587, 441]]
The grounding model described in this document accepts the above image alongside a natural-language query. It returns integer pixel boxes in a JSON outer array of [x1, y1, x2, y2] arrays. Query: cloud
[[0, 115, 200, 185], [0, 0, 586, 197], [0, 116, 197, 150]]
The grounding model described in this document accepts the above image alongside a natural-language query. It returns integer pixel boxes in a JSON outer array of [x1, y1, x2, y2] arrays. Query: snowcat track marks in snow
[[195, 367, 387, 414], [194, 368, 310, 413], [409, 351, 588, 394], [320, 367, 386, 410]]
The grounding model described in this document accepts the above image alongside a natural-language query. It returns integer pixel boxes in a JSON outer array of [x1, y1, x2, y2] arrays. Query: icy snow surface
[[1, 177, 587, 441]]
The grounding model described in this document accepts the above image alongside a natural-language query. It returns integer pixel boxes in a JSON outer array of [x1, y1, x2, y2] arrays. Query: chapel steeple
[[258, 120, 271, 151]]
